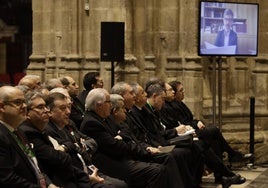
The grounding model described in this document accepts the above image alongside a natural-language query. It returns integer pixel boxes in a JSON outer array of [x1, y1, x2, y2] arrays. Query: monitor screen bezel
[[198, 1, 259, 57]]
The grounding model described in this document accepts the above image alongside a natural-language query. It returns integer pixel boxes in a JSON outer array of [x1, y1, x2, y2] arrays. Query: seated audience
[[166, 81, 252, 163], [20, 91, 92, 188], [143, 79, 247, 187], [0, 86, 57, 187], [49, 87, 128, 188], [80, 88, 182, 188], [46, 92, 123, 188], [110, 82, 203, 187], [108, 94, 184, 187]]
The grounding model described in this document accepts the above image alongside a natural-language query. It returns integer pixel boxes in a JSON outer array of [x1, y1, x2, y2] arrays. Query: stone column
[[28, 0, 48, 80], [132, 0, 154, 85], [78, 1, 101, 88], [156, 0, 181, 79], [177, 0, 203, 120], [112, 0, 139, 86], [227, 58, 250, 112]]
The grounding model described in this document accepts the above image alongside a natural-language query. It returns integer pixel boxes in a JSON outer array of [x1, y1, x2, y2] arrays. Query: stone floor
[[201, 164, 268, 188]]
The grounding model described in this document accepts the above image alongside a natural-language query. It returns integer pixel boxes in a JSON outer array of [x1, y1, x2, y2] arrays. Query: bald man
[[0, 86, 56, 187]]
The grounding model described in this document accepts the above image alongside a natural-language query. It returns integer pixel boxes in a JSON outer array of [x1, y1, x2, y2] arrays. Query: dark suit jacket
[[0, 123, 40, 188], [128, 106, 165, 147], [160, 100, 180, 129], [80, 111, 152, 161], [20, 121, 86, 188], [81, 111, 178, 188], [46, 121, 91, 170], [77, 90, 89, 106], [214, 29, 238, 53], [169, 100, 199, 130], [133, 104, 177, 146], [70, 96, 85, 129], [64, 120, 98, 155]]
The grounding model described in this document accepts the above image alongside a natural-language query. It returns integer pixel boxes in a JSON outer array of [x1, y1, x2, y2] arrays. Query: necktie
[[13, 130, 46, 188]]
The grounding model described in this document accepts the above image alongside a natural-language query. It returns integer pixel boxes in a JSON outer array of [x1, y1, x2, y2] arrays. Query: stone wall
[[28, 0, 268, 163]]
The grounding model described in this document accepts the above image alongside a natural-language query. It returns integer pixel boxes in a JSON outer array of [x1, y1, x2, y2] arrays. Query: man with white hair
[[81, 88, 181, 188], [48, 88, 127, 188], [18, 74, 42, 91]]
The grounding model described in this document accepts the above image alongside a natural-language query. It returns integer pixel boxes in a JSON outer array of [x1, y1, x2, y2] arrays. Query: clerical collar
[[146, 100, 155, 112]]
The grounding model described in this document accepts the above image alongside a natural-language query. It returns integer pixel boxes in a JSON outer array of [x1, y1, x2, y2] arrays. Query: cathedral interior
[[1, 0, 268, 165]]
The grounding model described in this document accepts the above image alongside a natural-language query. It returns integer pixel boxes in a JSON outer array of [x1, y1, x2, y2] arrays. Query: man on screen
[[214, 8, 238, 53]]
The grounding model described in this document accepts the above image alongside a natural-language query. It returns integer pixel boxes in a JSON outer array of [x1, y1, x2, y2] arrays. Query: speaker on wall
[[101, 22, 125, 62]]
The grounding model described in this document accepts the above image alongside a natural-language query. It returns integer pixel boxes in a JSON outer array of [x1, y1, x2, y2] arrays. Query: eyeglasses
[[29, 104, 50, 112], [104, 100, 111, 103], [4, 99, 26, 108]]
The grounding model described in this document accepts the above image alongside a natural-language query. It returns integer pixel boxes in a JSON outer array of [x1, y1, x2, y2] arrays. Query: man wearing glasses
[[0, 86, 57, 187], [214, 8, 238, 53], [20, 91, 93, 188]]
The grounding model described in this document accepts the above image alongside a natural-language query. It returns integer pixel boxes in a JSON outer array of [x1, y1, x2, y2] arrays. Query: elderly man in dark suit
[[46, 91, 126, 188], [20, 91, 93, 188], [0, 86, 57, 188], [81, 88, 180, 188]]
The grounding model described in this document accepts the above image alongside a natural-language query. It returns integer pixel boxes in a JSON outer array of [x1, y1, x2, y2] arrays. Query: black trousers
[[93, 172, 128, 188], [92, 152, 181, 188], [193, 140, 235, 178], [196, 126, 235, 159], [153, 152, 185, 188], [170, 147, 195, 188]]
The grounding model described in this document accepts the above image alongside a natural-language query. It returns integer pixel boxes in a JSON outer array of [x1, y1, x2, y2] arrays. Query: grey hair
[[110, 82, 128, 95], [146, 83, 165, 98], [110, 94, 124, 111], [49, 87, 69, 97], [85, 88, 108, 111], [45, 78, 63, 91], [129, 83, 139, 95], [24, 91, 45, 109], [16, 85, 31, 94]]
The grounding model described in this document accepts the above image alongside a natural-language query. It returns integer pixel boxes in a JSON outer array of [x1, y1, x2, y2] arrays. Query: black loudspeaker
[[101, 22, 125, 62]]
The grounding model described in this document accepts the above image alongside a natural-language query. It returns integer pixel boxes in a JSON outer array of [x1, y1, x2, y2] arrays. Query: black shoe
[[233, 176, 246, 184], [229, 152, 253, 162], [222, 174, 246, 188]]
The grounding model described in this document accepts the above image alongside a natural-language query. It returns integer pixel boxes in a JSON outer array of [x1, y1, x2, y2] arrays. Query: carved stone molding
[[144, 55, 156, 71], [166, 56, 183, 71], [115, 54, 139, 83]]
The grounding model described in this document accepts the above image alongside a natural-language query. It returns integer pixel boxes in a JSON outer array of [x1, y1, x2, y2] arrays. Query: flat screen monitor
[[198, 1, 259, 56]]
